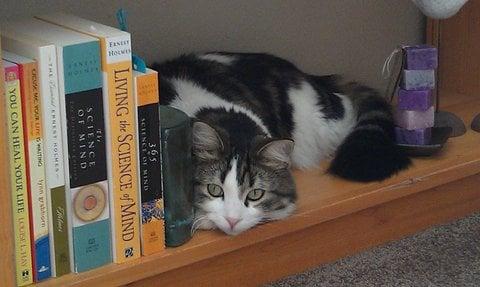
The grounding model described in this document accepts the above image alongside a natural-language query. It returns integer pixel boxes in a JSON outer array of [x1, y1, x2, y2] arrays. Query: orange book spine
[[17, 60, 38, 281], [134, 69, 164, 255], [102, 39, 141, 262]]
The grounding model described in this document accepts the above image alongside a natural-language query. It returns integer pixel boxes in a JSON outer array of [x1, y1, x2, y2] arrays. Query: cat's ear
[[256, 139, 294, 170], [192, 121, 225, 161]]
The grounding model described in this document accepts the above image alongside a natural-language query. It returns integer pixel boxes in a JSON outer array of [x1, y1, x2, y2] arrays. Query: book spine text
[[20, 61, 52, 281], [5, 63, 34, 286], [60, 41, 111, 272], [39, 47, 70, 277], [136, 71, 164, 255], [101, 35, 141, 262]]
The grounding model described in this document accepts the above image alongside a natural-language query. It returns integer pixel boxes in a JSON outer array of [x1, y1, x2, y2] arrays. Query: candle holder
[[472, 113, 480, 133], [434, 110, 466, 137], [409, 0, 470, 136], [390, 45, 458, 156]]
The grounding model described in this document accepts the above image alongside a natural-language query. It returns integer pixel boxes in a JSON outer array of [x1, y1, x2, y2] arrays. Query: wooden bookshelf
[[429, 0, 480, 107], [15, 95, 475, 286], [3, 5, 480, 286]]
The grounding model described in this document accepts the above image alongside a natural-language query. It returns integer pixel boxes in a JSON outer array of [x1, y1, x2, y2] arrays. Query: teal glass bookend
[[159, 106, 194, 247]]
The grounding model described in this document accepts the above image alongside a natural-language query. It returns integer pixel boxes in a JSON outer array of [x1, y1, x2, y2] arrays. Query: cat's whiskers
[[290, 213, 316, 218], [190, 216, 208, 236], [191, 216, 207, 230], [258, 218, 272, 225]]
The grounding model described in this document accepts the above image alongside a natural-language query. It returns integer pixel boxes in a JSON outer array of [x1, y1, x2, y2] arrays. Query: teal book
[[3, 18, 112, 273], [61, 41, 111, 273]]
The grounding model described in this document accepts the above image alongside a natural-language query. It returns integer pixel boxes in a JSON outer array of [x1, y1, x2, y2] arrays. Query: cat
[[152, 52, 410, 236]]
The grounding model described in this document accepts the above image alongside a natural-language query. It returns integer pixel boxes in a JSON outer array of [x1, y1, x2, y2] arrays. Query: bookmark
[[116, 8, 147, 73]]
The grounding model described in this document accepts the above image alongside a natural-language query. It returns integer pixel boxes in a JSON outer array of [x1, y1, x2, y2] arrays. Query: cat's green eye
[[247, 189, 265, 201], [207, 184, 224, 197]]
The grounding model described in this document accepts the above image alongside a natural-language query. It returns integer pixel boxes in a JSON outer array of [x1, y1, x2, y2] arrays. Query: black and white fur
[[153, 52, 410, 235]]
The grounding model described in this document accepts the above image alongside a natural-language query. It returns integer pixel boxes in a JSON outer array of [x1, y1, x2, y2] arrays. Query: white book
[[37, 12, 142, 263], [2, 18, 112, 273], [1, 28, 69, 277]]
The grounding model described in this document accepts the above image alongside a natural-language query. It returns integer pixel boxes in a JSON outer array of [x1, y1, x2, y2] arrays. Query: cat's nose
[[225, 217, 240, 229]]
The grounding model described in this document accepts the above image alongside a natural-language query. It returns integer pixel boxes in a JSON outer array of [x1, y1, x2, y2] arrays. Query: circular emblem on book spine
[[74, 185, 106, 222]]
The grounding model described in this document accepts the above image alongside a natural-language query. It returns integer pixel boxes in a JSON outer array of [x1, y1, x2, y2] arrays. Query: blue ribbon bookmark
[[116, 8, 147, 73]]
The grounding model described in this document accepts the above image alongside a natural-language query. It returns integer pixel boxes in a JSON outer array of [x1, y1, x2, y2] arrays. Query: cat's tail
[[328, 81, 411, 182]]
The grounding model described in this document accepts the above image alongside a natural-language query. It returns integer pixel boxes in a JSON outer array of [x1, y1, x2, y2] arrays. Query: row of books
[[1, 13, 164, 286]]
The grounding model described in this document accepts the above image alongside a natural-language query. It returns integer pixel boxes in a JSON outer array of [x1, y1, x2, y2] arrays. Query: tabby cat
[[153, 52, 410, 235]]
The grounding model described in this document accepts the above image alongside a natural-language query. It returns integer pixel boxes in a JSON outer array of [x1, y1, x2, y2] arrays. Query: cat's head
[[192, 121, 297, 235]]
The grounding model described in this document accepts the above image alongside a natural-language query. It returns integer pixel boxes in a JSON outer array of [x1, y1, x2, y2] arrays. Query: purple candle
[[397, 89, 433, 111], [395, 127, 432, 145], [395, 106, 435, 130], [404, 45, 438, 70], [401, 69, 435, 91]]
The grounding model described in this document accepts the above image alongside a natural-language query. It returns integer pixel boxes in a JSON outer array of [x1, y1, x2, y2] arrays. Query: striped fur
[[153, 52, 410, 235], [328, 83, 411, 181]]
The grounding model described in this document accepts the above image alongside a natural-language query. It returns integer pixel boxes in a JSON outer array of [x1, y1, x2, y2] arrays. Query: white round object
[[74, 185, 106, 222], [412, 0, 468, 19]]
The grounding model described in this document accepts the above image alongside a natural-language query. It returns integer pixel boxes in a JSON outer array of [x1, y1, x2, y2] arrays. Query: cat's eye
[[247, 189, 265, 201], [207, 184, 224, 197]]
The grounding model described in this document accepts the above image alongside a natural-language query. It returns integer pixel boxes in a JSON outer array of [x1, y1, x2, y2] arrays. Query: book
[[2, 23, 70, 277], [134, 68, 164, 255], [3, 18, 112, 273], [3, 60, 34, 286], [0, 44, 17, 287], [3, 51, 52, 281], [37, 13, 141, 262]]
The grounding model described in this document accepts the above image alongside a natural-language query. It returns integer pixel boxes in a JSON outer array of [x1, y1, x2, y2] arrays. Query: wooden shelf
[[1, 6, 478, 287], [30, 96, 480, 287]]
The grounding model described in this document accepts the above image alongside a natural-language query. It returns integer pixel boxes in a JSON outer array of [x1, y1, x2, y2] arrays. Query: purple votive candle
[[395, 127, 432, 145], [401, 69, 435, 91], [395, 106, 435, 130], [404, 45, 438, 70], [397, 89, 433, 111]]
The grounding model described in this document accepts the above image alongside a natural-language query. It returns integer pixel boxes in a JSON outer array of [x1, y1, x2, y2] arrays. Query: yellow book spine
[[0, 44, 17, 287], [5, 65, 34, 286], [101, 38, 141, 262]]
